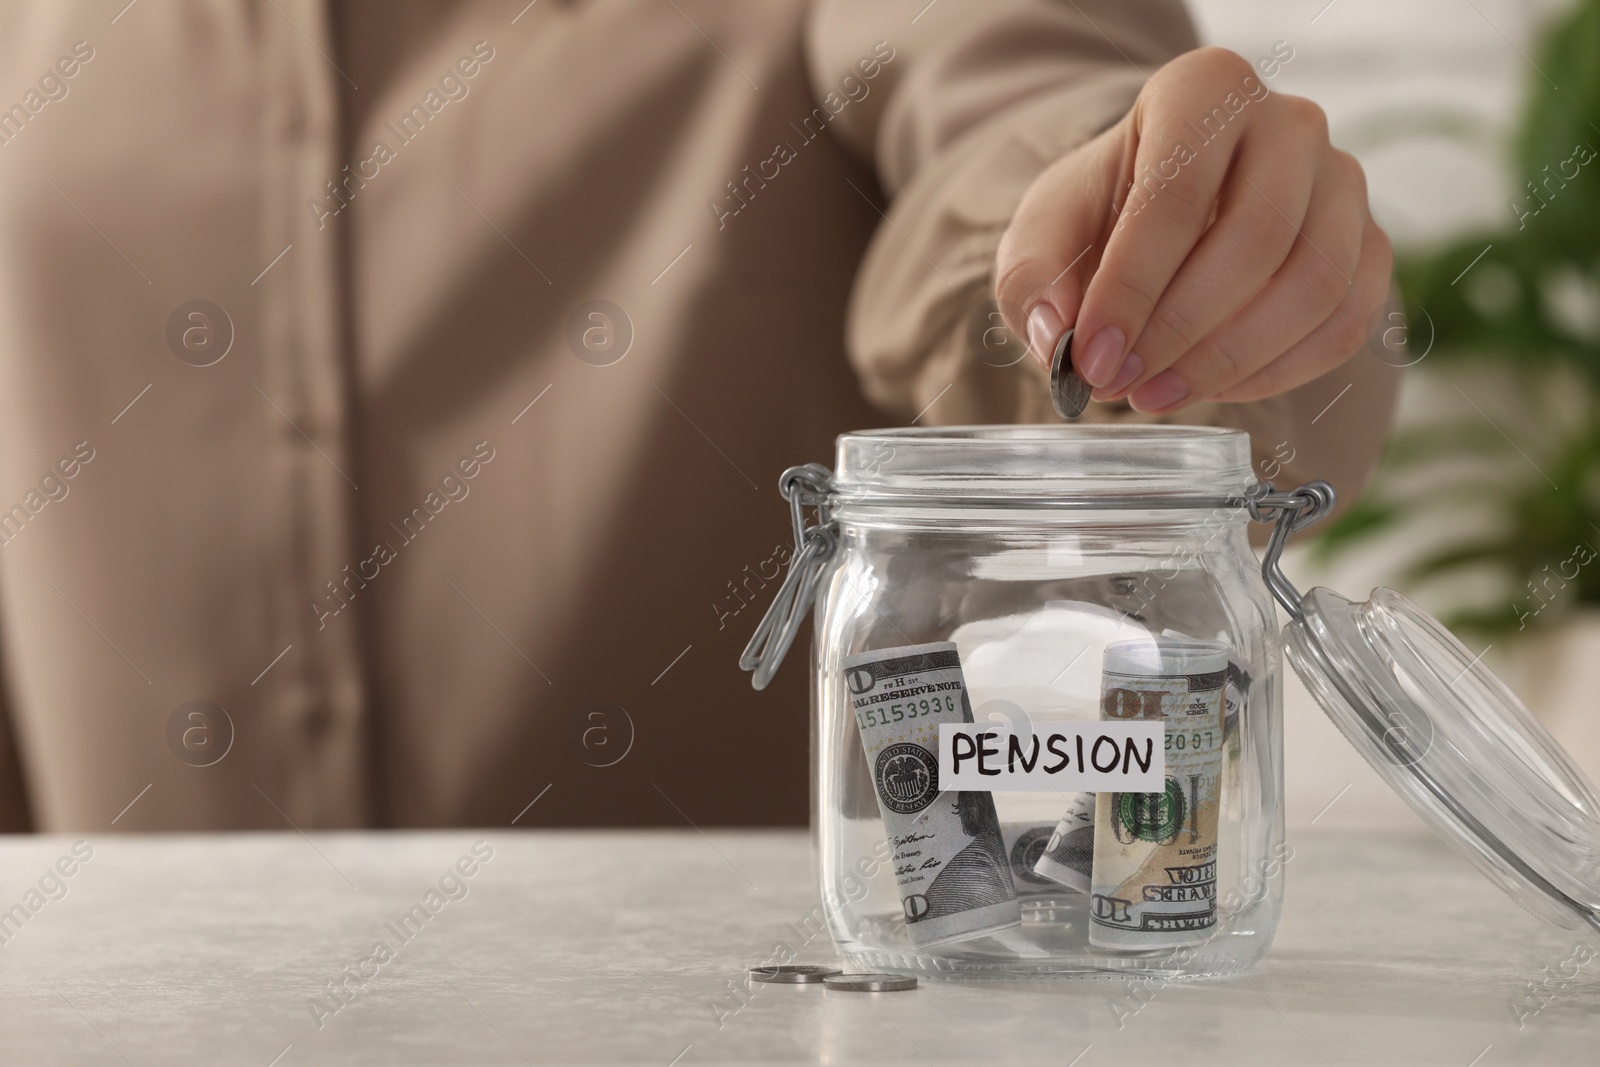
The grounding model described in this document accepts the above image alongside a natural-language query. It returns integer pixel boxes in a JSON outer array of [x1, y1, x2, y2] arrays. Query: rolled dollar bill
[[843, 641, 1020, 946], [1030, 792, 1095, 892], [1089, 636, 1228, 949]]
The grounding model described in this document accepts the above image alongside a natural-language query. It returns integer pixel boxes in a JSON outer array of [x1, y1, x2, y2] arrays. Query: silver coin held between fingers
[[1049, 328, 1089, 420], [748, 965, 841, 984], [823, 973, 918, 992]]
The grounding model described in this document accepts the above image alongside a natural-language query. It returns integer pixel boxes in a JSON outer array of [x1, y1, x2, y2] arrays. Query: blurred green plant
[[1317, 0, 1600, 635]]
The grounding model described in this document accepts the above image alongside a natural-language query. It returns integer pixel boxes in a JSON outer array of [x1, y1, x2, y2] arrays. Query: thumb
[[994, 128, 1125, 369]]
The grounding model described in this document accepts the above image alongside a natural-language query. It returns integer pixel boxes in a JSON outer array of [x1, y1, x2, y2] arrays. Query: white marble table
[[0, 828, 1595, 1065]]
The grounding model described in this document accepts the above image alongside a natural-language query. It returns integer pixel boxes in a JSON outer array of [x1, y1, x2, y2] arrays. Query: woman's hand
[[995, 47, 1391, 411]]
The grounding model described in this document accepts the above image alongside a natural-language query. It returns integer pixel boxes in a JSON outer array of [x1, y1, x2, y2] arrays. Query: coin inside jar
[[747, 964, 842, 984], [1049, 328, 1090, 421], [822, 973, 918, 992]]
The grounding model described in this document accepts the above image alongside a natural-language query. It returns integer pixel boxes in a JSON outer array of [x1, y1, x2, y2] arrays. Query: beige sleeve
[[809, 0, 1402, 514]]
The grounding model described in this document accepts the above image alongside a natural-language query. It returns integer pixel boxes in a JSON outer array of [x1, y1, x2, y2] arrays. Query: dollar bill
[[1000, 822, 1070, 899], [1089, 637, 1228, 949], [1030, 792, 1095, 892], [1160, 628, 1249, 740], [843, 641, 1020, 946]]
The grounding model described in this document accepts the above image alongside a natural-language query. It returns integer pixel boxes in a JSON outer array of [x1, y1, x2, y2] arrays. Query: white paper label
[[938, 722, 1165, 792]]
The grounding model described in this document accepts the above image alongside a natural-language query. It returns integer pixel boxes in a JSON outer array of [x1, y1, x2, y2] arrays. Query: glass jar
[[757, 426, 1284, 977], [742, 425, 1600, 981]]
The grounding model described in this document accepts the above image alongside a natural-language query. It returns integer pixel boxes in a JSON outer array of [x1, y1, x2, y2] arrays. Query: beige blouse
[[0, 0, 1398, 831]]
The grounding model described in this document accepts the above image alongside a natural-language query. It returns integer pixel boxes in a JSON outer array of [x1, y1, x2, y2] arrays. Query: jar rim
[[833, 424, 1256, 502]]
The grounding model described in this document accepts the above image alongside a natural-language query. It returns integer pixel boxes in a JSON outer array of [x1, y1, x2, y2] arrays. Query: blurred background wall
[[1189, 0, 1600, 828]]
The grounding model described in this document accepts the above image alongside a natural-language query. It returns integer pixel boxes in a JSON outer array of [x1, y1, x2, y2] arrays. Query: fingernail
[[1077, 327, 1127, 387], [1025, 303, 1064, 368], [1093, 352, 1144, 401], [1129, 369, 1190, 412]]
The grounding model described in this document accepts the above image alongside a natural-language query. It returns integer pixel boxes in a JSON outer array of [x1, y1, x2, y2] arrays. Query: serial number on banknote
[[1165, 731, 1218, 753], [852, 695, 959, 730]]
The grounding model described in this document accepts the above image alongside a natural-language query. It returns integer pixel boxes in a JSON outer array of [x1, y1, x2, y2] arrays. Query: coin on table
[[1049, 327, 1090, 421], [748, 964, 842, 984], [822, 973, 918, 992]]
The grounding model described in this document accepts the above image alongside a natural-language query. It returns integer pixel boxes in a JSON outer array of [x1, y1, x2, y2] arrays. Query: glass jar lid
[[1285, 585, 1600, 932]]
